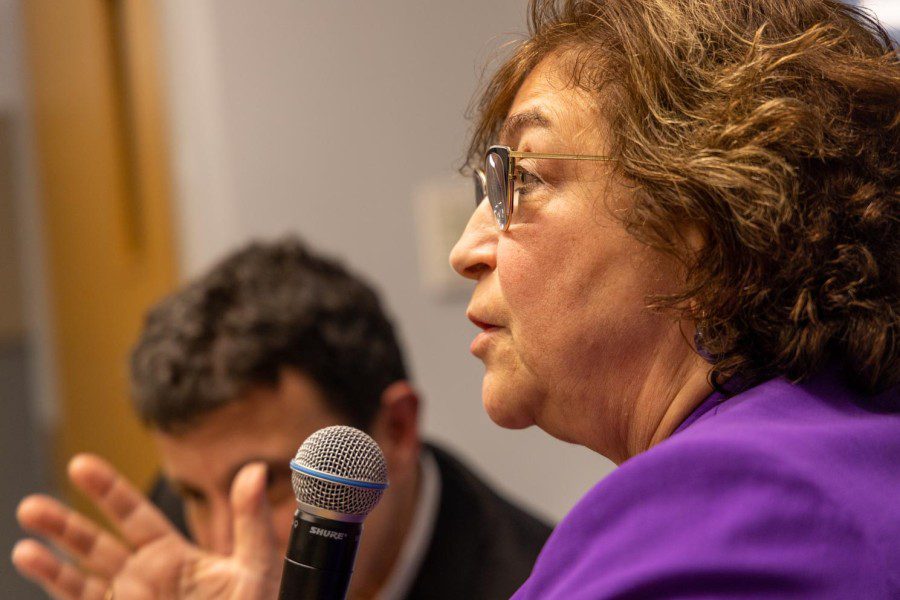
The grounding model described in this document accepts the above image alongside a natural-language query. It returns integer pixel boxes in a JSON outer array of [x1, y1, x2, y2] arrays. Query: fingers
[[11, 539, 110, 600], [17, 494, 130, 578], [68, 453, 177, 549], [231, 462, 279, 571]]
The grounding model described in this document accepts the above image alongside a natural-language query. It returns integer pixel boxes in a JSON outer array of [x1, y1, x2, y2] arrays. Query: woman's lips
[[468, 317, 502, 355], [470, 328, 499, 355], [469, 317, 496, 331]]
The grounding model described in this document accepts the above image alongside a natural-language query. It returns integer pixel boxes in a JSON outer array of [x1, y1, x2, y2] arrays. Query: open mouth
[[469, 317, 499, 331]]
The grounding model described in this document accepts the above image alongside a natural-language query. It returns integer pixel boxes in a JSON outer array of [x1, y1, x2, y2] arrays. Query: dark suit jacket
[[149, 443, 552, 599]]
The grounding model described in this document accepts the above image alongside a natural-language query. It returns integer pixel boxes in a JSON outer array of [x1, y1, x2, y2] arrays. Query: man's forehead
[[153, 384, 344, 489], [157, 433, 295, 493]]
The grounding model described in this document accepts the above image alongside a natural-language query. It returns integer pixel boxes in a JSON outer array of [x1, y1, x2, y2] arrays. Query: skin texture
[[450, 55, 713, 464], [13, 369, 422, 600]]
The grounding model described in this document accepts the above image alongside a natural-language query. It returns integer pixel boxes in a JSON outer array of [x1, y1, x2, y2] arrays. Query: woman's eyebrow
[[499, 108, 552, 146]]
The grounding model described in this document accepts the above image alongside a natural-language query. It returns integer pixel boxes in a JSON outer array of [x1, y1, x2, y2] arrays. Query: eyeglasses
[[473, 145, 613, 231]]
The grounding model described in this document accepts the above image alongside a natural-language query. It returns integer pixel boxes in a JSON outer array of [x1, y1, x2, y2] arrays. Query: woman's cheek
[[496, 243, 531, 304], [497, 234, 564, 317], [498, 241, 576, 378]]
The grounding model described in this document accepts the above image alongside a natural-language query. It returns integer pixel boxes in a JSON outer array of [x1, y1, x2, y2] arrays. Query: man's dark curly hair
[[130, 237, 408, 432], [469, 0, 899, 402]]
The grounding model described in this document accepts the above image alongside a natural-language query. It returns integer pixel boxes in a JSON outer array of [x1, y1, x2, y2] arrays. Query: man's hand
[[11, 454, 282, 599]]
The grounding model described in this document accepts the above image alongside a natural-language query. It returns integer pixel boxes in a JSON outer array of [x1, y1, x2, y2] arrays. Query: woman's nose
[[450, 199, 498, 281]]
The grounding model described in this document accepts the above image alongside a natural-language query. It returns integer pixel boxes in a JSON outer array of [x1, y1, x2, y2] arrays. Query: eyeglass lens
[[485, 151, 508, 229], [473, 170, 487, 207]]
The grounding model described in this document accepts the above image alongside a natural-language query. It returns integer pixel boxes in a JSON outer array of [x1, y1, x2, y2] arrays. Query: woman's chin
[[481, 375, 535, 430]]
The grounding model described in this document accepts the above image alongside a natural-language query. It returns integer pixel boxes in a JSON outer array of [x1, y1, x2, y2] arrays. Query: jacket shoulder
[[407, 443, 552, 600], [516, 423, 884, 598]]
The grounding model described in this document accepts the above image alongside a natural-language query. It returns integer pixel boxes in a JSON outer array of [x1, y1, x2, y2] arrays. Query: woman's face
[[451, 55, 690, 457]]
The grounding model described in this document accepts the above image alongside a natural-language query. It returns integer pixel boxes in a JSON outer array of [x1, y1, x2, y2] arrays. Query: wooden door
[[22, 0, 179, 504]]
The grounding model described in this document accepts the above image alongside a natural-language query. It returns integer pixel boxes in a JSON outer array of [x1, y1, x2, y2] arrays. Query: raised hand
[[12, 454, 281, 599]]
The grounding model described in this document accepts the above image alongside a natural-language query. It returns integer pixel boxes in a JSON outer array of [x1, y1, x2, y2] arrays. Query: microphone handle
[[278, 510, 363, 600]]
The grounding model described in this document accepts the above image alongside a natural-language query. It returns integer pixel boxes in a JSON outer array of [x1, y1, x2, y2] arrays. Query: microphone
[[278, 425, 389, 600]]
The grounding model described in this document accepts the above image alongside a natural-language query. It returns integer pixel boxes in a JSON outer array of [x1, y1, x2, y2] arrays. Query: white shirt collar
[[376, 447, 441, 600]]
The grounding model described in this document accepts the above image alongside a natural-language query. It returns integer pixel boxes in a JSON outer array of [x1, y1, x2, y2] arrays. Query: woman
[[451, 0, 898, 598]]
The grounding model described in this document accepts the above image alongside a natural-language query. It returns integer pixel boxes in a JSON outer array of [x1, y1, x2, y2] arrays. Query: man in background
[[15, 236, 550, 599]]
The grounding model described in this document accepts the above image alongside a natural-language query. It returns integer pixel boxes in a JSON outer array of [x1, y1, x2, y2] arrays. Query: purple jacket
[[514, 370, 900, 599]]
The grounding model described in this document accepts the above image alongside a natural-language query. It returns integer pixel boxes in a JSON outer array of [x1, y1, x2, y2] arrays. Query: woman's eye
[[513, 169, 543, 195]]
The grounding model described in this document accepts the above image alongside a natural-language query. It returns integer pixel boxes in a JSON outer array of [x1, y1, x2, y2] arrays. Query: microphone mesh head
[[291, 425, 388, 518]]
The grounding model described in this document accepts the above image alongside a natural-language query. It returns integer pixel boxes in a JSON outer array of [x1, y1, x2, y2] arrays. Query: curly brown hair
[[130, 237, 408, 432], [468, 0, 899, 400]]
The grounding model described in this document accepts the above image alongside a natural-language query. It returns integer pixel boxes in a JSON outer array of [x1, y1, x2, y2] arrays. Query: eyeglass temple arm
[[507, 151, 613, 161]]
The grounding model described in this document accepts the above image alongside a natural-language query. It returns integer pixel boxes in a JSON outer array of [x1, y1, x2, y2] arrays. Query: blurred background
[[1, 1, 897, 596]]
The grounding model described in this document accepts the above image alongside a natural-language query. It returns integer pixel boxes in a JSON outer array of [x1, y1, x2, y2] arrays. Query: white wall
[[859, 0, 900, 33], [158, 0, 614, 522]]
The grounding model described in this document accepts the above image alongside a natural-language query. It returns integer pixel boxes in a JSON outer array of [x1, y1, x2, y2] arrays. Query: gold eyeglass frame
[[475, 144, 613, 231]]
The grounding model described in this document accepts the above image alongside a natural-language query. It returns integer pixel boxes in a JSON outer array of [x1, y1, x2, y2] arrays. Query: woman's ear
[[369, 381, 421, 483]]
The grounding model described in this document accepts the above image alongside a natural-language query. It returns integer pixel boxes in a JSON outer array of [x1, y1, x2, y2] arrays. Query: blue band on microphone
[[290, 460, 389, 490]]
